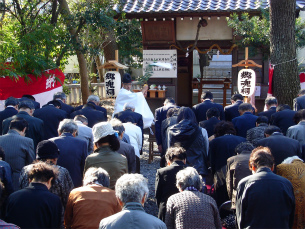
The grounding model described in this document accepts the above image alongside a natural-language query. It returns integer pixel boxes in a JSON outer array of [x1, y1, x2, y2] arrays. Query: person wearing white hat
[[84, 122, 128, 189]]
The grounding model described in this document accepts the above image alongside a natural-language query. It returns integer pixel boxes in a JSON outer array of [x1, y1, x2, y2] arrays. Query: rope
[[271, 58, 297, 68], [169, 43, 237, 55]]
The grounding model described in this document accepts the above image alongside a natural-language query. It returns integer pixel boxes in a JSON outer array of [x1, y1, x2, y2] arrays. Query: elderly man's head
[[123, 102, 135, 112], [238, 103, 253, 115], [83, 167, 110, 187], [249, 146, 274, 173], [110, 118, 125, 139], [87, 95, 100, 105], [58, 119, 78, 136], [176, 167, 203, 192], [18, 100, 35, 116], [115, 174, 149, 207]]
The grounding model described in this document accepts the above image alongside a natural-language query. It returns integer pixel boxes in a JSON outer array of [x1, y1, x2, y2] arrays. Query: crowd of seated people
[[1, 90, 305, 229]]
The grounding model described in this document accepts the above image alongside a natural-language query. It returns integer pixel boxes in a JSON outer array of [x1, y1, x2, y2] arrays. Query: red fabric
[[0, 69, 65, 100], [268, 64, 274, 95], [300, 72, 305, 83]]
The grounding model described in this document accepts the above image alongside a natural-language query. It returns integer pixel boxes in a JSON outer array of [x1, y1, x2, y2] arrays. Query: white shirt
[[123, 122, 142, 157], [113, 88, 154, 128]]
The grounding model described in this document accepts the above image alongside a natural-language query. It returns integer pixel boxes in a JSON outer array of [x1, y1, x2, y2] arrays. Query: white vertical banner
[[237, 69, 256, 96]]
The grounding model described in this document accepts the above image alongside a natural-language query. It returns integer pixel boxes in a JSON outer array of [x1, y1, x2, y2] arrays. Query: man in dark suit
[[257, 126, 301, 171], [155, 147, 187, 221], [258, 97, 277, 123], [236, 147, 295, 229], [294, 89, 305, 111], [114, 102, 143, 133], [154, 98, 178, 154], [270, 104, 296, 135], [111, 119, 136, 173], [192, 91, 224, 123], [50, 119, 87, 187], [0, 97, 18, 135], [74, 95, 107, 120], [19, 94, 40, 110], [2, 101, 44, 150], [70, 102, 106, 128], [53, 92, 74, 115], [6, 162, 61, 229], [199, 107, 221, 137], [224, 94, 244, 122], [0, 117, 35, 191], [246, 116, 269, 146], [33, 100, 68, 139], [232, 103, 258, 138]]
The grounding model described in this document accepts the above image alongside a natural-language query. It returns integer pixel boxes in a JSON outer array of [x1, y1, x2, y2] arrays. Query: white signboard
[[237, 69, 256, 96], [104, 71, 121, 97], [143, 50, 177, 78]]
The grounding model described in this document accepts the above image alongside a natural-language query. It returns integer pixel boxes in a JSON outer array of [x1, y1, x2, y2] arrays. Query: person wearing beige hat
[[84, 122, 128, 189]]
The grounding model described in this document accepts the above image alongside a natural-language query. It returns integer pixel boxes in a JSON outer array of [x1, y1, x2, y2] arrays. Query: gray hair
[[87, 95, 100, 103], [115, 174, 149, 204], [265, 97, 277, 106], [58, 119, 78, 134], [238, 103, 253, 112], [281, 156, 303, 164], [110, 118, 125, 135], [176, 167, 203, 191], [83, 167, 110, 187], [53, 92, 67, 101], [123, 102, 135, 111]]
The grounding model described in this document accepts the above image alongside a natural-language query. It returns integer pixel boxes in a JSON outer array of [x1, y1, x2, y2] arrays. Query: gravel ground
[[140, 133, 161, 217]]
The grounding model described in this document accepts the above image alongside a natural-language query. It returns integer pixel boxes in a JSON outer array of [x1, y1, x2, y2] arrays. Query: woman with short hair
[[165, 167, 221, 229]]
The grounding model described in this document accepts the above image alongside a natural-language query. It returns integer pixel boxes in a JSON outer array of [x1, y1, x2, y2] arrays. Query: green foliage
[[116, 19, 143, 69], [227, 10, 305, 57], [137, 64, 153, 85]]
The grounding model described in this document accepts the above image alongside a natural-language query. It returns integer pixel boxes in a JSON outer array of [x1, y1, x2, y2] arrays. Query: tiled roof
[[116, 0, 305, 15]]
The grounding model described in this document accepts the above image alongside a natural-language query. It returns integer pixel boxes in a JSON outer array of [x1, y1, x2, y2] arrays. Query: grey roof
[[117, 0, 305, 15]]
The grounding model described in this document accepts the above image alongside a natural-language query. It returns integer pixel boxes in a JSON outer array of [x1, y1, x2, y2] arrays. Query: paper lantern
[[237, 69, 256, 96], [104, 71, 121, 97]]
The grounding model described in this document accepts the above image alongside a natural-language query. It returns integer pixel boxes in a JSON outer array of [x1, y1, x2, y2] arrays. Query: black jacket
[[70, 104, 106, 128], [236, 167, 295, 229], [155, 160, 186, 221], [0, 107, 17, 135], [6, 182, 61, 229], [74, 101, 107, 120], [192, 100, 224, 123], [33, 105, 67, 139], [258, 107, 276, 123], [199, 117, 220, 137], [168, 120, 208, 175]]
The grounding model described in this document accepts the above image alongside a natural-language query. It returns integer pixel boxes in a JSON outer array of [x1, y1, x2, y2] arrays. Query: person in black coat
[[258, 97, 277, 124], [70, 103, 106, 128], [33, 100, 67, 139], [114, 102, 143, 133], [53, 92, 74, 115], [19, 95, 40, 110], [74, 95, 107, 120], [224, 94, 244, 122], [154, 98, 178, 154], [236, 147, 295, 229], [199, 107, 221, 137], [256, 126, 301, 172], [192, 91, 224, 123], [0, 97, 18, 135], [155, 146, 187, 221], [270, 104, 296, 135], [5, 162, 62, 229], [209, 121, 246, 206], [2, 101, 44, 150], [49, 119, 87, 187]]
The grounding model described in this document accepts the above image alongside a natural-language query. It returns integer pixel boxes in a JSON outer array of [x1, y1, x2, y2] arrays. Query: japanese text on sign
[[105, 72, 115, 96], [143, 50, 177, 78], [237, 69, 256, 96]]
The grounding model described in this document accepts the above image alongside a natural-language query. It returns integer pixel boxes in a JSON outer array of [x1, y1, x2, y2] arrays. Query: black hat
[[122, 73, 132, 84], [36, 140, 60, 160]]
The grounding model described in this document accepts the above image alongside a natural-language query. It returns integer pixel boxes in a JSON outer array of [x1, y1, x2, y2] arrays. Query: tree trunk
[[58, 0, 89, 104], [95, 55, 104, 82], [270, 0, 299, 107]]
